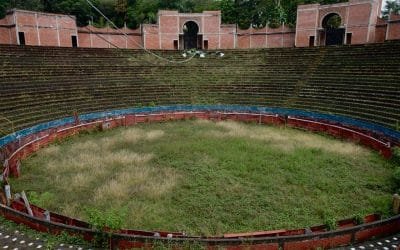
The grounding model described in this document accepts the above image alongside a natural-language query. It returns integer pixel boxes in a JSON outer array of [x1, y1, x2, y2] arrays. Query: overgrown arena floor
[[9, 119, 397, 236]]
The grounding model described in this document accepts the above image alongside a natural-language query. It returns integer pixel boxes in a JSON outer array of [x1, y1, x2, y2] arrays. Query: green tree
[[191, 0, 219, 12], [383, 0, 400, 18], [9, 0, 44, 11], [128, 0, 158, 25], [0, 0, 8, 18], [219, 0, 237, 24], [51, 0, 94, 26]]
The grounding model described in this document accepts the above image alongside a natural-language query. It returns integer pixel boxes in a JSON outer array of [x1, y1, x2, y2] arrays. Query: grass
[[9, 119, 397, 236]]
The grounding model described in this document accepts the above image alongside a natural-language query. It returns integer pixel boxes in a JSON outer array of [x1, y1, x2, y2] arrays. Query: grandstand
[[0, 41, 400, 249], [0, 41, 399, 136]]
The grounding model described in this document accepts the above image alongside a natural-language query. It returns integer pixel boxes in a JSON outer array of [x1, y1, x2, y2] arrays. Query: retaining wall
[[1, 105, 399, 249]]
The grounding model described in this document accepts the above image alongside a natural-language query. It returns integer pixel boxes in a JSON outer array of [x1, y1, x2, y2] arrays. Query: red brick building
[[386, 13, 400, 40], [0, 9, 78, 47], [0, 0, 398, 50], [296, 0, 387, 47]]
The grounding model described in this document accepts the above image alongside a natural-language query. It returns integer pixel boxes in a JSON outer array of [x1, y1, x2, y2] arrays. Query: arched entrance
[[322, 13, 345, 46], [182, 21, 201, 50]]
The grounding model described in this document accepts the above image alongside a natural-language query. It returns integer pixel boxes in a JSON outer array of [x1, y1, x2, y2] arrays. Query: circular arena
[[0, 42, 400, 249]]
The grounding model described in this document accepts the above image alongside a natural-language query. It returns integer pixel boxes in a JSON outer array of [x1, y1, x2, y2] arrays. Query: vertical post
[[44, 210, 51, 221], [107, 24, 111, 48], [177, 15, 180, 50], [3, 159, 8, 170], [15, 160, 21, 178], [142, 25, 146, 49], [21, 191, 33, 216], [124, 22, 128, 49], [158, 14, 162, 49], [4, 184, 11, 206], [366, 1, 374, 43], [56, 16, 61, 46], [393, 194, 400, 214], [218, 12, 221, 49], [8, 27, 12, 44], [35, 13, 41, 46], [73, 111, 80, 125], [235, 0, 238, 49], [14, 11, 19, 45], [265, 24, 268, 48], [89, 20, 93, 48], [385, 14, 390, 41]]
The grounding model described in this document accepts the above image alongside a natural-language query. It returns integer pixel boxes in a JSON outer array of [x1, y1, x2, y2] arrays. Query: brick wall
[[0, 3, 397, 50], [237, 26, 295, 49], [77, 25, 142, 49], [9, 9, 78, 47], [143, 24, 160, 49], [0, 14, 13, 44], [375, 18, 387, 43], [219, 25, 236, 49], [159, 11, 179, 50], [295, 0, 384, 47], [295, 4, 319, 47], [387, 14, 400, 40]]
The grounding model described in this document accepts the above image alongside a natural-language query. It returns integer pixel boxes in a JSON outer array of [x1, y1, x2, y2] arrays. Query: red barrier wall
[[0, 111, 398, 249]]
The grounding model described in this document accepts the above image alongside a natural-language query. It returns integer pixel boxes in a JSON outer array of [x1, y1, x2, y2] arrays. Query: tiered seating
[[0, 42, 399, 137], [288, 42, 400, 128]]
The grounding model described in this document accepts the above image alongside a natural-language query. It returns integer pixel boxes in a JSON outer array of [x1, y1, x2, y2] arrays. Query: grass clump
[[10, 120, 397, 236], [85, 207, 126, 248], [392, 147, 400, 193]]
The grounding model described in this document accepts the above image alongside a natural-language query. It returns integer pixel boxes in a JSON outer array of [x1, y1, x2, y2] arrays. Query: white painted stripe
[[6, 135, 49, 161], [134, 112, 206, 117], [288, 116, 390, 147], [218, 112, 278, 118], [56, 121, 101, 133]]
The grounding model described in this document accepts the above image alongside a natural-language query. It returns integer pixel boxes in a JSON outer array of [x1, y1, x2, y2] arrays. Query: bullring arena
[[0, 1, 400, 250]]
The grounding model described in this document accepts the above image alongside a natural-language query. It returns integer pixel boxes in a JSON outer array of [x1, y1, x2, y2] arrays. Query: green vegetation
[[383, 0, 400, 18], [9, 120, 397, 236], [324, 14, 342, 29], [85, 207, 126, 247], [1, 42, 399, 136], [392, 147, 400, 193], [0, 0, 350, 28]]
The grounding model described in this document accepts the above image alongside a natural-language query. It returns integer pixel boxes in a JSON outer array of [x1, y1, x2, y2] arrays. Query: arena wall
[[5, 9, 78, 47], [387, 14, 400, 40], [77, 25, 142, 49], [295, 0, 385, 47], [0, 106, 399, 249], [0, 1, 398, 50]]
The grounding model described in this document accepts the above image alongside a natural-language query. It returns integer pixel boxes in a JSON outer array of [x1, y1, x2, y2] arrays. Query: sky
[[382, 0, 388, 10]]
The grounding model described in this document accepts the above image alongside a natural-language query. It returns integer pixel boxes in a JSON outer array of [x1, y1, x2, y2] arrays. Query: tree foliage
[[382, 0, 400, 18], [0, 0, 354, 29]]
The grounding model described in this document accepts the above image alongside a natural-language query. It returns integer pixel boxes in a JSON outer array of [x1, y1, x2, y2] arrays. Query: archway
[[322, 13, 345, 46], [183, 21, 200, 50]]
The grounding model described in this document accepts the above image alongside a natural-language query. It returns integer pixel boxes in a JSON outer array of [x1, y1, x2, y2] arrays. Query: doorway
[[322, 13, 345, 46], [183, 21, 201, 50], [71, 36, 78, 48], [18, 32, 25, 45]]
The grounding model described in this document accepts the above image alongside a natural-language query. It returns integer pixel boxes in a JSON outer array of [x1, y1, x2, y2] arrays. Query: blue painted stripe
[[1, 105, 399, 148]]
